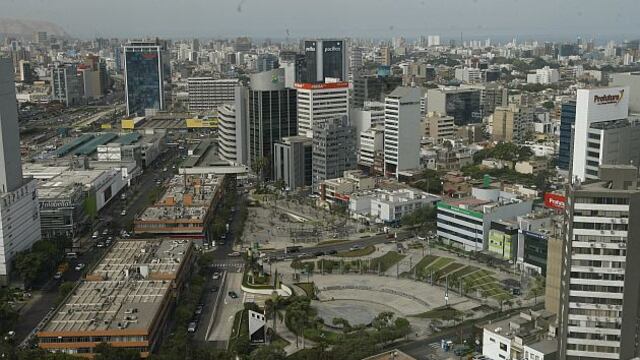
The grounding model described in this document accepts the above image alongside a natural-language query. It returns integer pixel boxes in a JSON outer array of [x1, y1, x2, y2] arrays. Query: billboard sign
[[544, 193, 566, 210]]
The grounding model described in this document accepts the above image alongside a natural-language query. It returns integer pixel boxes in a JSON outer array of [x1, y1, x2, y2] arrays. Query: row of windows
[[437, 226, 482, 244], [569, 284, 623, 294], [570, 272, 624, 281], [569, 296, 623, 306], [40, 335, 148, 343], [575, 197, 629, 205]]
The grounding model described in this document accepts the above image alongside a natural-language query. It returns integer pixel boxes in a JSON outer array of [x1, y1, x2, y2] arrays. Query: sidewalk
[[278, 326, 316, 355]]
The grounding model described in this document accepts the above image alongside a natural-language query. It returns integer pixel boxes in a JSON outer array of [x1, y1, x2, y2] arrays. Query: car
[[194, 305, 204, 316], [102, 229, 109, 235], [92, 231, 99, 239], [53, 272, 63, 280], [120, 209, 127, 216], [212, 272, 222, 280], [313, 251, 325, 257], [74, 263, 85, 271], [349, 245, 362, 251], [328, 249, 338, 255], [210, 285, 219, 293], [97, 242, 105, 248], [121, 193, 127, 200], [228, 251, 241, 257], [187, 321, 197, 333], [228, 291, 239, 299]]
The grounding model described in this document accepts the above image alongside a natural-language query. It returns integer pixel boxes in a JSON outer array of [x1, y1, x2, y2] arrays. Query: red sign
[[544, 193, 566, 210], [294, 82, 349, 90]]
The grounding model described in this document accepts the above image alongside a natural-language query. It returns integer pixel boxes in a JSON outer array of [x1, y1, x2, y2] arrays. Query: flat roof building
[[37, 239, 195, 358]]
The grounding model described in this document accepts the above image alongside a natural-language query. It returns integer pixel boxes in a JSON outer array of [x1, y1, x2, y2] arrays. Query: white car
[[212, 272, 222, 280], [120, 209, 127, 216], [74, 263, 85, 271]]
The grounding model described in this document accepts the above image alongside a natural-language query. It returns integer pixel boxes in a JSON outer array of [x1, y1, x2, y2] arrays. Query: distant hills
[[0, 18, 68, 39]]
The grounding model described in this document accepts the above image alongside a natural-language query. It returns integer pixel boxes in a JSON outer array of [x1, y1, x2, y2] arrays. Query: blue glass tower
[[123, 40, 169, 116], [558, 100, 576, 170]]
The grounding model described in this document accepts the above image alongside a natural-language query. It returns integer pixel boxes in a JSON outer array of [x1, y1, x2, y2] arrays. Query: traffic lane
[[266, 230, 411, 257], [207, 272, 244, 343], [397, 325, 476, 359], [193, 270, 225, 341], [211, 191, 247, 261]]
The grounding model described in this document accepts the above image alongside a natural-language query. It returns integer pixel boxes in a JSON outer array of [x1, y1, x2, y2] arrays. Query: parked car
[[328, 249, 338, 255], [212, 272, 222, 280], [92, 231, 99, 239], [228, 291, 239, 299], [187, 321, 197, 333], [195, 305, 204, 316], [74, 263, 85, 271], [53, 272, 63, 280], [120, 209, 127, 216], [210, 285, 219, 293]]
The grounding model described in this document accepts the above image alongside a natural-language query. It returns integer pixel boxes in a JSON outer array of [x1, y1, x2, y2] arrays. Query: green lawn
[[424, 257, 455, 272], [335, 245, 376, 258], [370, 251, 406, 272], [295, 282, 315, 298]]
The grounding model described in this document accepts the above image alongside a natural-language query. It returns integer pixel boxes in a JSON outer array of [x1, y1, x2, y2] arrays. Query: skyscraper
[[248, 69, 297, 179], [123, 40, 170, 116], [558, 165, 640, 360], [295, 81, 349, 138], [312, 116, 357, 187], [558, 100, 576, 171], [0, 58, 42, 285], [299, 39, 347, 83], [571, 87, 637, 181], [51, 63, 83, 106], [384, 87, 422, 177]]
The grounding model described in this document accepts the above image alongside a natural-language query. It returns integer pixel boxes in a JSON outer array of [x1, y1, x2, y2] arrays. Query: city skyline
[[2, 0, 640, 40]]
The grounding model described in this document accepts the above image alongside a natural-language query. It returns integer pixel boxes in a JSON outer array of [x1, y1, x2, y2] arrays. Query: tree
[[332, 317, 352, 333], [57, 281, 75, 304], [94, 343, 140, 360], [249, 344, 287, 360]]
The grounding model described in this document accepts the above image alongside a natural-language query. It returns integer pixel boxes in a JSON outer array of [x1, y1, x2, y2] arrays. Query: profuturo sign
[[594, 89, 624, 105]]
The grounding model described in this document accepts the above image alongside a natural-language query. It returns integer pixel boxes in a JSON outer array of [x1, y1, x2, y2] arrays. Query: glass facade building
[[123, 41, 169, 116], [558, 100, 576, 170], [298, 39, 346, 83]]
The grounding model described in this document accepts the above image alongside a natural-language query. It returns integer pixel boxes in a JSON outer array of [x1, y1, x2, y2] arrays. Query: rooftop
[[38, 239, 192, 335]]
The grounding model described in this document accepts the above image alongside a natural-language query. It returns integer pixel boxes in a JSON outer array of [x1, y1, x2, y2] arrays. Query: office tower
[[427, 87, 482, 125], [359, 127, 384, 171], [256, 53, 278, 72], [273, 136, 313, 190], [464, 83, 508, 117], [123, 40, 170, 116], [218, 90, 248, 166], [492, 104, 533, 143], [352, 74, 403, 108], [611, 72, 640, 113], [234, 37, 252, 52], [18, 60, 33, 83], [571, 87, 639, 181], [300, 39, 347, 83], [78, 67, 102, 99], [295, 81, 349, 138], [384, 87, 422, 177], [113, 46, 122, 73], [0, 58, 42, 285], [312, 116, 357, 187], [35, 31, 48, 45], [427, 35, 441, 47], [558, 100, 576, 171], [51, 63, 83, 106], [248, 69, 297, 179], [349, 46, 363, 73], [558, 165, 640, 360], [187, 78, 240, 112]]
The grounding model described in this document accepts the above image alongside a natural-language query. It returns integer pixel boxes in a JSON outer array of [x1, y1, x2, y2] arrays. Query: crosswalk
[[212, 263, 244, 272]]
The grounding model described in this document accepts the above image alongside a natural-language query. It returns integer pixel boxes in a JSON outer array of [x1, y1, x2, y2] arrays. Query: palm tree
[[265, 293, 285, 333]]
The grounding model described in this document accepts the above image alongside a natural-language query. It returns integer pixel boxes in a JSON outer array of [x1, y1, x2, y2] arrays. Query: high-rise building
[[427, 87, 482, 125], [0, 58, 41, 285], [464, 83, 508, 117], [380, 46, 392, 66], [217, 85, 248, 166], [35, 31, 47, 45], [187, 78, 240, 112], [256, 53, 279, 72], [611, 72, 640, 113], [558, 100, 576, 171], [558, 165, 640, 360], [248, 69, 297, 179], [273, 136, 313, 190], [295, 81, 349, 138], [492, 104, 533, 143], [312, 116, 357, 187], [526, 66, 560, 84], [571, 87, 637, 181], [454, 67, 482, 83], [51, 63, 83, 106], [352, 74, 403, 108], [18, 60, 33, 83], [123, 40, 170, 116], [350, 101, 385, 137], [384, 87, 422, 177], [426, 112, 455, 142], [78, 67, 102, 100], [359, 127, 384, 171], [427, 35, 441, 47], [299, 39, 347, 83]]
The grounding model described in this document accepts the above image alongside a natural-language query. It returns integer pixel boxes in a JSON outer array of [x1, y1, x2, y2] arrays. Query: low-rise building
[[134, 175, 225, 244], [425, 112, 455, 142], [320, 170, 375, 204], [37, 239, 195, 358], [437, 187, 534, 251], [482, 310, 557, 360], [349, 188, 440, 223], [515, 159, 548, 175]]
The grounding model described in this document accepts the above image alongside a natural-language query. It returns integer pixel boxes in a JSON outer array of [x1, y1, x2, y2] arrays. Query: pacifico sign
[[593, 89, 624, 106]]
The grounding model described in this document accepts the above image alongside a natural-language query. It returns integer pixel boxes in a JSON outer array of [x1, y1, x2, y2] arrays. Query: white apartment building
[[559, 165, 640, 360], [359, 127, 384, 168], [295, 82, 349, 138], [218, 103, 239, 163], [526, 66, 560, 84], [187, 77, 239, 111], [455, 67, 482, 83], [349, 188, 440, 223], [384, 87, 422, 177]]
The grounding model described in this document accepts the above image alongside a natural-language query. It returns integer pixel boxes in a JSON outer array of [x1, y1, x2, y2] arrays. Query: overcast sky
[[4, 0, 640, 41]]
